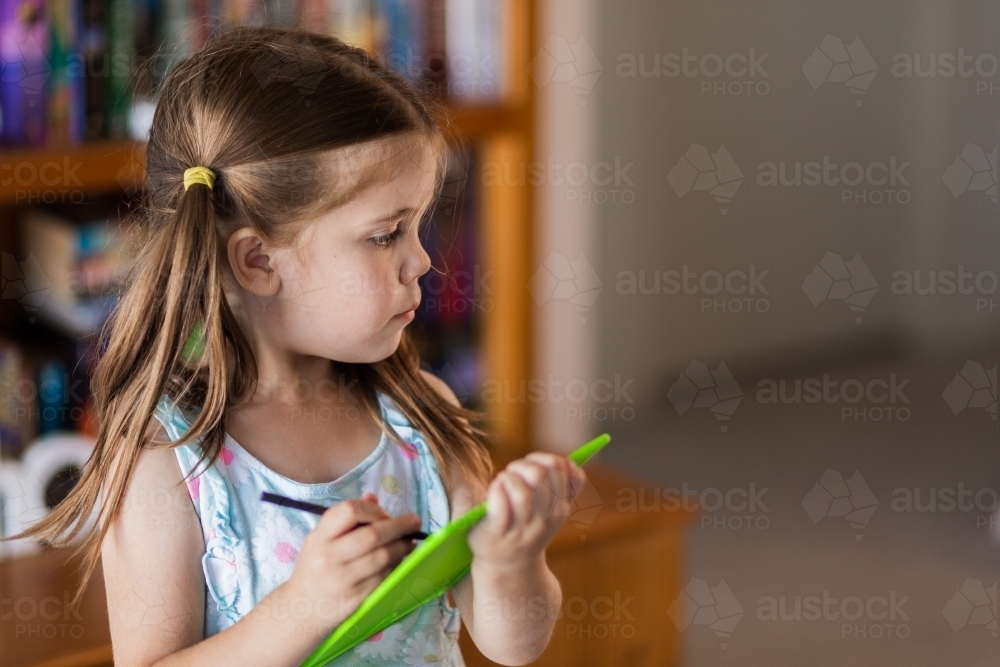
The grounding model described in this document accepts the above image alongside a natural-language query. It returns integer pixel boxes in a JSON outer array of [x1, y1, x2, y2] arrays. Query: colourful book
[[0, 0, 50, 146], [0, 340, 19, 457], [445, 0, 502, 102], [225, 0, 266, 30], [160, 0, 190, 79], [128, 0, 157, 138], [81, 0, 108, 139], [422, 0, 446, 97], [374, 0, 423, 83], [329, 0, 374, 51], [262, 0, 295, 27], [106, 0, 132, 137], [45, 0, 85, 145]]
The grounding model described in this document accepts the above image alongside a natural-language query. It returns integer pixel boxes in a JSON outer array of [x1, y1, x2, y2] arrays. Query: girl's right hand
[[281, 491, 422, 633]]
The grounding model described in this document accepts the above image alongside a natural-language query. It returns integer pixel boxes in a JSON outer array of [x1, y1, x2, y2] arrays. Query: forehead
[[293, 138, 443, 247], [328, 132, 443, 198], [352, 146, 442, 225]]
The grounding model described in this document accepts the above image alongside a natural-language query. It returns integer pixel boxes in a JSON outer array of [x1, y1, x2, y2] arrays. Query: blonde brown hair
[[8, 25, 495, 607]]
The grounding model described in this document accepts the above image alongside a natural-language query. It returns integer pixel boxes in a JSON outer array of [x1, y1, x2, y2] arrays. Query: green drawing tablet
[[299, 432, 611, 667]]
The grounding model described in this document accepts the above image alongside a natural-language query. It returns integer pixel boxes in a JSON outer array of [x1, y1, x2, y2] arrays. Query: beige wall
[[532, 0, 1000, 436]]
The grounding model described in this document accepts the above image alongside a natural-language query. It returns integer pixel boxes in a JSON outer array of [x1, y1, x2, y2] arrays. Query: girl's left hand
[[467, 451, 589, 571]]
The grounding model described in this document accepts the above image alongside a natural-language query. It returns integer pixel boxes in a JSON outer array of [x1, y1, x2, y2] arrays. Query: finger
[[524, 451, 565, 470], [523, 454, 573, 509], [511, 460, 565, 519], [505, 459, 550, 488], [559, 466, 588, 521], [314, 497, 392, 541], [499, 471, 534, 527], [345, 535, 416, 582], [485, 475, 511, 534], [540, 460, 569, 519], [351, 565, 395, 604], [332, 512, 421, 560], [568, 464, 588, 499]]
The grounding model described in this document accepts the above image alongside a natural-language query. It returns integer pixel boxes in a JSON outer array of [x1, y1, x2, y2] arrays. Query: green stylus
[[299, 432, 612, 667]]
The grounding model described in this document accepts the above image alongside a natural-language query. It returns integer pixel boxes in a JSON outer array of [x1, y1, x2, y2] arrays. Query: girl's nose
[[401, 236, 432, 284]]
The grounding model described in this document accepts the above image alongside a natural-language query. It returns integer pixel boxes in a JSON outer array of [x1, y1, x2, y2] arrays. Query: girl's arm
[[101, 422, 329, 667], [102, 421, 419, 667], [420, 371, 578, 666], [447, 467, 564, 666]]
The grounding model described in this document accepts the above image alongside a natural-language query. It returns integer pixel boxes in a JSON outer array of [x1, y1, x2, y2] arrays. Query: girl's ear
[[227, 227, 281, 297]]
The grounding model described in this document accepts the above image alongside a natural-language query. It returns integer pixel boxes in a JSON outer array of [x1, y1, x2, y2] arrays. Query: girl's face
[[228, 145, 438, 365]]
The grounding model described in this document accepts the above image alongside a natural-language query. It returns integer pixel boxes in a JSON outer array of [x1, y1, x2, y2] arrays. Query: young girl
[[13, 26, 587, 667]]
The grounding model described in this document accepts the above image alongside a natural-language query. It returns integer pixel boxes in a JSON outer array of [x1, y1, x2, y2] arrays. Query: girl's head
[[219, 137, 439, 364], [12, 26, 494, 605], [145, 27, 447, 366]]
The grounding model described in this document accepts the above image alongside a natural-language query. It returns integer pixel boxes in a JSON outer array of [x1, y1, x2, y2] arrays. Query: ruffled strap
[[376, 391, 465, 632], [152, 395, 254, 630], [378, 392, 452, 533]]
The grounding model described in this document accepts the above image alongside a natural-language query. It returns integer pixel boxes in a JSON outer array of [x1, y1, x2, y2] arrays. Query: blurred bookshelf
[[0, 0, 535, 559]]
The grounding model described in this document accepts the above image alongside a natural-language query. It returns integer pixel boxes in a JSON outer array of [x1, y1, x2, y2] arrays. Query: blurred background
[[0, 0, 997, 666]]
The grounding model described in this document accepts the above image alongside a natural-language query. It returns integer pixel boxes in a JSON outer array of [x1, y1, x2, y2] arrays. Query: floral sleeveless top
[[151, 390, 465, 666]]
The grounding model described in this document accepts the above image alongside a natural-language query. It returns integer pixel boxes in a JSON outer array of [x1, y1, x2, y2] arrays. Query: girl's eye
[[370, 227, 405, 248]]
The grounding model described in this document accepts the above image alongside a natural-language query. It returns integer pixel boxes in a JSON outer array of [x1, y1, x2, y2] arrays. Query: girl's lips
[[394, 309, 416, 320]]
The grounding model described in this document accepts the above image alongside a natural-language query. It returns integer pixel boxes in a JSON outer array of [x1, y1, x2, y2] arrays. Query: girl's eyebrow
[[364, 206, 415, 228]]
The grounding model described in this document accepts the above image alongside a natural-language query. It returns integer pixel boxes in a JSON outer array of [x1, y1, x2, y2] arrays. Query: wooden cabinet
[[1, 466, 692, 667], [0, 549, 112, 667]]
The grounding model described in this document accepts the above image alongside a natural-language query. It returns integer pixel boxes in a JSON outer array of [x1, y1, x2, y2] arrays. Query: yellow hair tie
[[183, 166, 216, 191]]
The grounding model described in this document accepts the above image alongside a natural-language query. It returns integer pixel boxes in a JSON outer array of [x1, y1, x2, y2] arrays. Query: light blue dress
[[152, 389, 466, 666]]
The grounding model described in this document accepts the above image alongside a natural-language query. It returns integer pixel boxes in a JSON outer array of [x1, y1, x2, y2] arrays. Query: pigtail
[[5, 165, 251, 610]]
